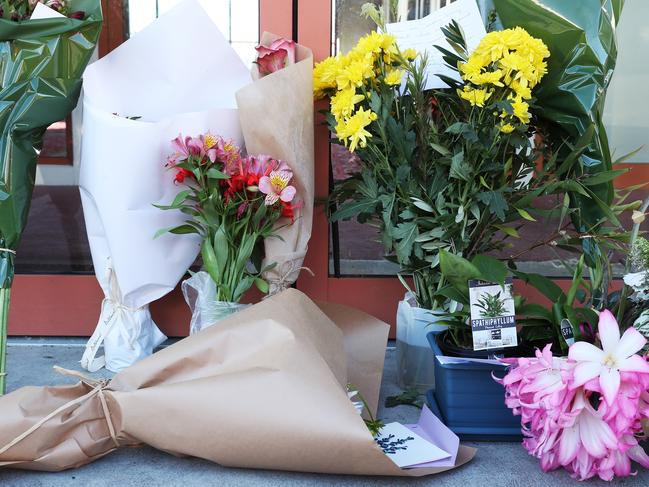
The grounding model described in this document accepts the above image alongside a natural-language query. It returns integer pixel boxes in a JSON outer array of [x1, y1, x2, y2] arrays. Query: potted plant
[[314, 7, 606, 390]]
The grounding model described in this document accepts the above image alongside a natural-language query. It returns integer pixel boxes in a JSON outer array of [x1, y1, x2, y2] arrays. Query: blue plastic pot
[[426, 331, 521, 440]]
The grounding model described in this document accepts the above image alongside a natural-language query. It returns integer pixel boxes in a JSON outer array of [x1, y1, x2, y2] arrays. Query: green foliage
[[384, 388, 423, 409]]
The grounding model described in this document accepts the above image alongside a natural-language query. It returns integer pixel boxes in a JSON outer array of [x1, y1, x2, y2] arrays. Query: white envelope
[[79, 0, 251, 372]]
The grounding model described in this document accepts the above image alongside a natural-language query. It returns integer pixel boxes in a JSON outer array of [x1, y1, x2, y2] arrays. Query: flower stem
[[0, 287, 10, 395]]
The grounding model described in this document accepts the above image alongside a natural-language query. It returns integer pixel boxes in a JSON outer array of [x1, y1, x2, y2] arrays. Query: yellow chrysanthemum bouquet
[[314, 30, 417, 151], [457, 26, 549, 134], [317, 8, 606, 317]]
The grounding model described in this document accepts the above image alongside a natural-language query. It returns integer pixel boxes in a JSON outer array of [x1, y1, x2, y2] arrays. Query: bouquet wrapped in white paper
[[80, 0, 314, 371], [79, 0, 250, 372]]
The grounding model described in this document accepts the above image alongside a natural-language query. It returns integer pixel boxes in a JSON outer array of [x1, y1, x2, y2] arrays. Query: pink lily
[[557, 391, 618, 466], [258, 170, 296, 206], [569, 310, 649, 405]]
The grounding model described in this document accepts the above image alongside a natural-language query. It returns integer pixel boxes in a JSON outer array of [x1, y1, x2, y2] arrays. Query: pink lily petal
[[572, 361, 602, 388], [599, 367, 620, 405], [598, 310, 621, 352], [627, 441, 649, 468], [617, 354, 649, 373], [558, 424, 580, 464], [279, 185, 296, 202], [258, 176, 272, 195], [569, 341, 605, 363], [579, 409, 617, 458], [615, 327, 648, 359], [264, 192, 280, 205]]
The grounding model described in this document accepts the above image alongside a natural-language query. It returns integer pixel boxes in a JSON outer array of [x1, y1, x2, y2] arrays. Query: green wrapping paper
[[0, 0, 103, 393], [493, 0, 624, 232]]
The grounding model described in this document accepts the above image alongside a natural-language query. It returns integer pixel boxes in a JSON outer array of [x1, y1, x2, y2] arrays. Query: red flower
[[174, 168, 193, 184], [280, 201, 295, 221]]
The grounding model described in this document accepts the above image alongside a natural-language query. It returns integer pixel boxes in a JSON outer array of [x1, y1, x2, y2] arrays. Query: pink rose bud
[[255, 37, 296, 76]]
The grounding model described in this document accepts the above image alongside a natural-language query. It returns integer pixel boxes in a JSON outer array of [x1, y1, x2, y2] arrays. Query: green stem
[[617, 195, 649, 324], [0, 287, 10, 396]]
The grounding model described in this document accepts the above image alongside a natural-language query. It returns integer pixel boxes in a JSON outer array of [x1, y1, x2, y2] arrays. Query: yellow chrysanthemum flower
[[402, 48, 418, 61], [511, 98, 530, 124], [385, 69, 404, 86], [500, 123, 515, 134], [458, 87, 492, 107], [335, 107, 378, 152], [331, 88, 365, 121], [314, 56, 342, 98], [354, 31, 384, 55], [336, 53, 374, 90], [469, 70, 505, 87]]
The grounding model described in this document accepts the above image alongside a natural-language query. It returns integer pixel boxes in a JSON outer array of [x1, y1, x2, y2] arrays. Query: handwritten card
[[375, 421, 451, 468], [386, 0, 486, 90]]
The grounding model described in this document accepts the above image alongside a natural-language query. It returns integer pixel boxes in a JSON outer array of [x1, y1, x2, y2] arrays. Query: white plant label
[[468, 277, 517, 351]]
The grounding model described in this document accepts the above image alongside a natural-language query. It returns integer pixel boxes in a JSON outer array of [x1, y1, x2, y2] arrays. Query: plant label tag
[[468, 277, 517, 351], [560, 318, 575, 346]]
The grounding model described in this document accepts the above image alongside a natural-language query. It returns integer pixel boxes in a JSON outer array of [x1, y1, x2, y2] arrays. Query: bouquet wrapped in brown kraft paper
[[237, 32, 315, 296], [0, 290, 474, 475]]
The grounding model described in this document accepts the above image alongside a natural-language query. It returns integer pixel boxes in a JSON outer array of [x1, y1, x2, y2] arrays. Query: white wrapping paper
[[80, 0, 251, 372]]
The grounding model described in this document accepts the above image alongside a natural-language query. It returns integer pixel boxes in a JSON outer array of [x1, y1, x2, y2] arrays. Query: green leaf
[[494, 224, 519, 238], [207, 168, 229, 179], [154, 189, 192, 210], [233, 276, 255, 302], [213, 225, 229, 279], [582, 169, 628, 186], [255, 278, 269, 294], [516, 208, 536, 222], [472, 255, 507, 284], [513, 270, 564, 303], [330, 200, 377, 221], [439, 250, 481, 292], [477, 191, 508, 220], [167, 224, 200, 235], [394, 221, 418, 264], [430, 143, 450, 156], [450, 151, 470, 181], [566, 255, 585, 305], [411, 197, 434, 213], [201, 238, 221, 286]]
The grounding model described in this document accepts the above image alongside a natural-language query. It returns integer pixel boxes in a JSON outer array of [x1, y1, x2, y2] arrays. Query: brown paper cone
[[0, 290, 475, 475], [235, 33, 315, 294]]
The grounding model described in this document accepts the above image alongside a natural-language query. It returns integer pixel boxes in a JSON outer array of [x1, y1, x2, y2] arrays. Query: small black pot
[[435, 329, 539, 359]]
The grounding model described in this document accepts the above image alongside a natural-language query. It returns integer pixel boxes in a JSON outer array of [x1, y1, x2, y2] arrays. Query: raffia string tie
[[0, 366, 119, 457], [266, 261, 314, 297], [0, 248, 15, 255]]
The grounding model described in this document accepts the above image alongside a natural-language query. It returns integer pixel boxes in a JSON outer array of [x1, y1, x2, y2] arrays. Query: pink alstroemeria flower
[[170, 134, 191, 161], [256, 38, 296, 76], [258, 170, 296, 206], [569, 310, 649, 405], [200, 133, 218, 163]]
